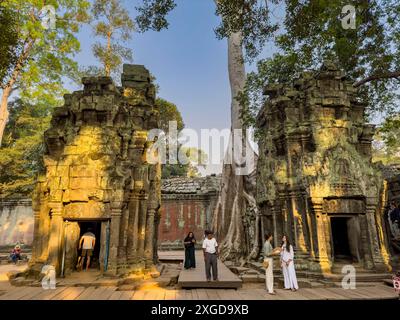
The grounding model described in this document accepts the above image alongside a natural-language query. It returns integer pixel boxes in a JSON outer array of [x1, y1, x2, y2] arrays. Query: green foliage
[[156, 98, 184, 132], [162, 147, 208, 179], [373, 114, 400, 164], [214, 0, 280, 60], [0, 0, 89, 191], [161, 164, 188, 179], [155, 97, 187, 178], [89, 0, 134, 78], [0, 98, 55, 197], [0, 5, 20, 87], [155, 98, 207, 178], [241, 0, 400, 128], [135, 0, 176, 32], [2, 0, 90, 90]]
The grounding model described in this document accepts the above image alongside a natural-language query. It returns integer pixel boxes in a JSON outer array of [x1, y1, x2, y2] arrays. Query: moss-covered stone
[[29, 64, 161, 277], [256, 61, 391, 275]]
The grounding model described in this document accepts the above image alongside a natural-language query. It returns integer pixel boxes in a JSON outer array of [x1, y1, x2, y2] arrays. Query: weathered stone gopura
[[29, 64, 161, 276], [256, 61, 391, 274]]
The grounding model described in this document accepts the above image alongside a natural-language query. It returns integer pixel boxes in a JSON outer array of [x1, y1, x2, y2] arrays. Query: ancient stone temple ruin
[[256, 61, 391, 274], [159, 175, 221, 249], [28, 64, 161, 276]]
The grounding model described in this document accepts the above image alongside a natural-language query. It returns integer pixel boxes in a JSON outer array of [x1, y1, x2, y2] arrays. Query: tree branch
[[353, 71, 400, 87], [4, 37, 35, 91]]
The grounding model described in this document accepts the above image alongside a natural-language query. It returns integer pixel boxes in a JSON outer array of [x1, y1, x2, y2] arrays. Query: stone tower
[[29, 64, 161, 276], [256, 61, 391, 274]]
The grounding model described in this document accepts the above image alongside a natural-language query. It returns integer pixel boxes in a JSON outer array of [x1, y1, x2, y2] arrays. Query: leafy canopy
[[240, 0, 400, 127], [0, 98, 54, 197], [0, 5, 20, 87], [87, 0, 134, 78], [1, 0, 90, 92]]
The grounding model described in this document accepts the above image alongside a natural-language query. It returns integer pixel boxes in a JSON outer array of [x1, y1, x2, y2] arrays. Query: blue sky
[[71, 0, 281, 174], [74, 0, 232, 133]]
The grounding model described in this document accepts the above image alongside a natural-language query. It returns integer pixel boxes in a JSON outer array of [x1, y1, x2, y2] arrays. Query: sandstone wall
[[0, 199, 33, 247], [159, 176, 220, 249], [0, 175, 222, 251]]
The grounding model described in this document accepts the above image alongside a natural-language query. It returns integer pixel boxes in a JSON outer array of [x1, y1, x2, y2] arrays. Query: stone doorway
[[63, 219, 110, 275], [78, 221, 101, 269], [330, 217, 352, 262]]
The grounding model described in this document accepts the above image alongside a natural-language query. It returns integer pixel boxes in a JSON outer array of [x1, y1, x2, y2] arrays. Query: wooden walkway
[[177, 251, 242, 289], [0, 284, 397, 300], [0, 257, 398, 300]]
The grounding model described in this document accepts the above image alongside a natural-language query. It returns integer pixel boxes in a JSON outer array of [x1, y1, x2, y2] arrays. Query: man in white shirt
[[202, 230, 219, 281], [76, 228, 96, 271]]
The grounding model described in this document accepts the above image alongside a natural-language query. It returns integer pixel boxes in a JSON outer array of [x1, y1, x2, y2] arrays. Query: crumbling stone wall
[[29, 64, 161, 276], [256, 61, 391, 274], [159, 175, 220, 249]]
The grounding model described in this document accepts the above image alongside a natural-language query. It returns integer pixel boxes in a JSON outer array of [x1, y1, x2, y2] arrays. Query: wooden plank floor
[[0, 284, 397, 300], [178, 251, 242, 289]]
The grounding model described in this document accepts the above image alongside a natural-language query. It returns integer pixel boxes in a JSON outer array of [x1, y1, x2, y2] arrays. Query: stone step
[[275, 276, 326, 288], [229, 266, 250, 275], [327, 281, 386, 288], [239, 274, 264, 283]]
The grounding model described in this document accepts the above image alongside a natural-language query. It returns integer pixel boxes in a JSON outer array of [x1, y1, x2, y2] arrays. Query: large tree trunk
[[0, 86, 12, 146], [0, 38, 34, 145], [212, 32, 260, 264]]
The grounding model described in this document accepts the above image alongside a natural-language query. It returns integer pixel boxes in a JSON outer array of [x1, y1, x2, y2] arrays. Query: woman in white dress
[[280, 235, 299, 291]]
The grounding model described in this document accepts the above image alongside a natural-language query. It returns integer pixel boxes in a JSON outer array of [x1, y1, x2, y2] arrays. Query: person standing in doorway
[[76, 228, 96, 271], [263, 233, 281, 295], [202, 230, 218, 281], [184, 231, 196, 269], [280, 234, 299, 291]]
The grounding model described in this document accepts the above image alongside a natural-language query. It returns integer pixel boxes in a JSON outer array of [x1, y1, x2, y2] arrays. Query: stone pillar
[[271, 205, 279, 247], [30, 206, 41, 265], [365, 200, 388, 271], [359, 213, 374, 269], [47, 203, 64, 272], [289, 191, 308, 254], [126, 190, 140, 266], [304, 198, 316, 259], [137, 195, 148, 264], [312, 201, 331, 273], [153, 208, 161, 263], [107, 205, 122, 275], [144, 207, 156, 268]]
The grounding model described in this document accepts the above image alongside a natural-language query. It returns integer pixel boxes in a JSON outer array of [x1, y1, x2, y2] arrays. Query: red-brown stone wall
[[158, 196, 216, 247]]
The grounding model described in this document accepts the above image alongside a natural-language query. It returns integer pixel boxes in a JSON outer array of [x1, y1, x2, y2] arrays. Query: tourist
[[388, 202, 400, 239], [280, 235, 299, 291], [202, 230, 219, 282], [184, 231, 196, 269], [10, 244, 22, 264], [263, 233, 281, 295], [76, 228, 96, 271]]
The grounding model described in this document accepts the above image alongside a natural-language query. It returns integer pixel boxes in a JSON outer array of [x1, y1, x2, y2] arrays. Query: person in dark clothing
[[10, 245, 21, 264], [389, 202, 400, 238], [390, 202, 400, 223], [184, 232, 196, 269]]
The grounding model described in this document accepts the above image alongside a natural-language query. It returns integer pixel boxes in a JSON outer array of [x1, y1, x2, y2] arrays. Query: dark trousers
[[184, 246, 196, 269], [10, 253, 20, 264], [205, 253, 218, 280]]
